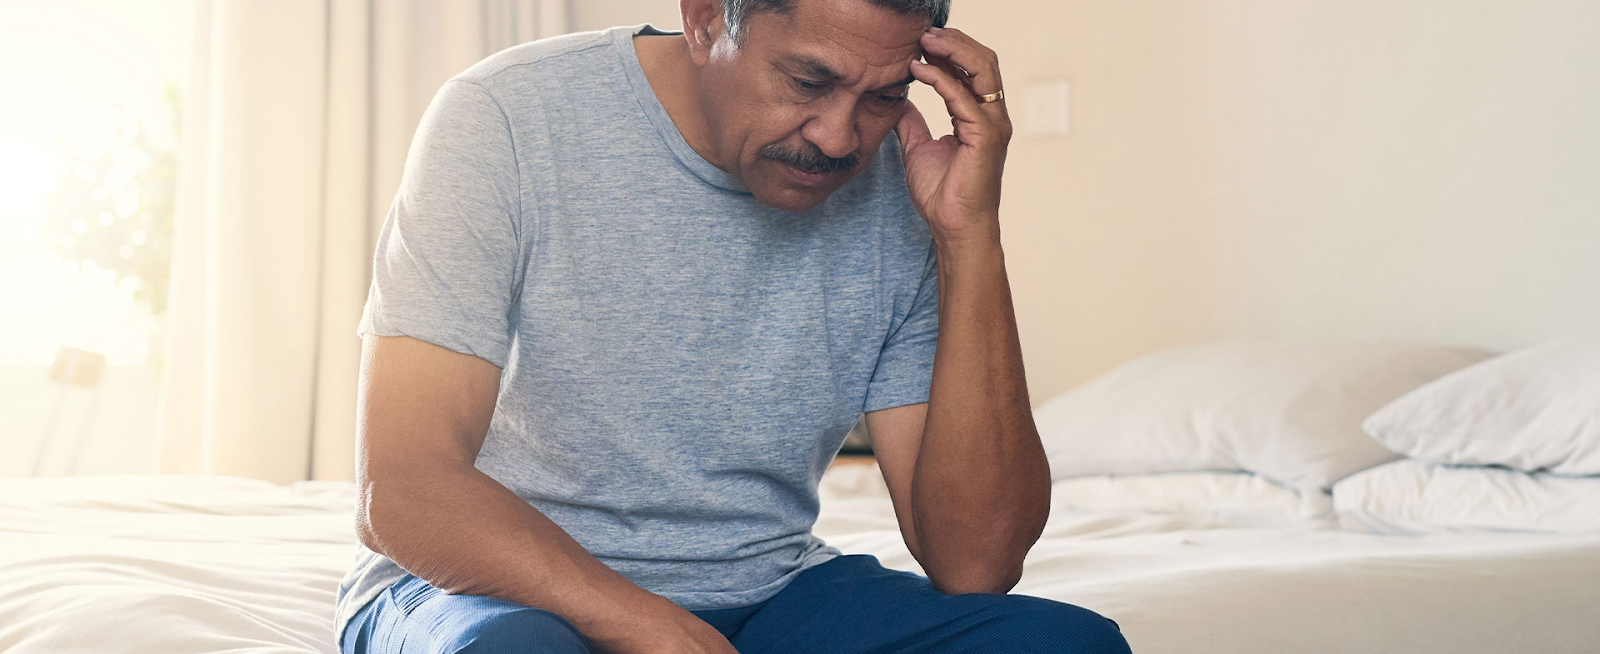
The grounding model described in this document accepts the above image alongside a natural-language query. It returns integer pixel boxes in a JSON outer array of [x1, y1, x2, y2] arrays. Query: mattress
[[2, 470, 1598, 654]]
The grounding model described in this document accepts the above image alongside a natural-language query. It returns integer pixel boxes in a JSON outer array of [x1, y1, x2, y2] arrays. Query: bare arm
[[356, 335, 736, 654], [865, 244, 1050, 595], [872, 24, 1050, 595]]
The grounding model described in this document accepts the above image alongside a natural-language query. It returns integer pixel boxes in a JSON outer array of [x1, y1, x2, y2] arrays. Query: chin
[[747, 168, 853, 213], [754, 187, 830, 213]]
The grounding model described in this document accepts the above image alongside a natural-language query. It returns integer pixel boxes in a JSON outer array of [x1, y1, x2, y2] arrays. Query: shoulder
[[435, 25, 661, 148], [455, 27, 622, 88], [411, 28, 623, 126], [436, 25, 647, 121]]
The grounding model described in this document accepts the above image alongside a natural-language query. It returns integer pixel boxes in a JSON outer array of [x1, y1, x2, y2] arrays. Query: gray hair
[[722, 0, 951, 43]]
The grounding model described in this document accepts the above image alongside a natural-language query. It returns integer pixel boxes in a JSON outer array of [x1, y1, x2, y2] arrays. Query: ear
[[680, 0, 727, 65]]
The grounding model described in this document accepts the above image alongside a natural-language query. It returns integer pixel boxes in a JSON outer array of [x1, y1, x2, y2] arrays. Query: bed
[[2, 466, 1597, 654], [4, 339, 1598, 653]]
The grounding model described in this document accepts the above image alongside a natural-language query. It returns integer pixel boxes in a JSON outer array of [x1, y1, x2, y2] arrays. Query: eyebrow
[[787, 56, 843, 83], [881, 75, 916, 90], [785, 56, 916, 91]]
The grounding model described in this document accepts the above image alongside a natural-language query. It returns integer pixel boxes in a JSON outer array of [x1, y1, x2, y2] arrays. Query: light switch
[[1017, 79, 1070, 137]]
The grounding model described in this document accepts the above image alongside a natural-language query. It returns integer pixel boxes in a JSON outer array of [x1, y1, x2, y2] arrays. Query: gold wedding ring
[[976, 89, 1005, 104]]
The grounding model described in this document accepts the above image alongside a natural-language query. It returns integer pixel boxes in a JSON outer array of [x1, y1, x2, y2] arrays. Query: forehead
[[745, 0, 929, 84]]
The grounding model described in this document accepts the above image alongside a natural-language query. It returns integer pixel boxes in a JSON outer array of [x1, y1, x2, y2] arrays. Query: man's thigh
[[341, 574, 591, 654], [730, 554, 1130, 654]]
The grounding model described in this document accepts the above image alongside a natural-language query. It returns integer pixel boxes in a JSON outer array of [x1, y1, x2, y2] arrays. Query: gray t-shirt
[[334, 23, 939, 641]]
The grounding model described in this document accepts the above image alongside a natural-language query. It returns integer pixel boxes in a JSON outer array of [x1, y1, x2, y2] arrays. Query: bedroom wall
[[574, 0, 1600, 403], [1177, 1, 1600, 351]]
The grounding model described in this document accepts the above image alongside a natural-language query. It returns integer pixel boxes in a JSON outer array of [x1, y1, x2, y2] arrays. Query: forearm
[[358, 460, 683, 650], [910, 237, 1051, 594]]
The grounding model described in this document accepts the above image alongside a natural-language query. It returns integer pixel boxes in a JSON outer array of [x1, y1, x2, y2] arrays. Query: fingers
[[923, 53, 972, 96], [909, 58, 986, 129], [919, 27, 1003, 97], [895, 100, 933, 157]]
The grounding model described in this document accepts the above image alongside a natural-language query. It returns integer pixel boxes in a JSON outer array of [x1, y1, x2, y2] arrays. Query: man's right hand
[[587, 596, 740, 654]]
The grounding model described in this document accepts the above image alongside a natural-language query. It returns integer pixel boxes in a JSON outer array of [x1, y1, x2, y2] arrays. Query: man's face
[[698, 0, 929, 212]]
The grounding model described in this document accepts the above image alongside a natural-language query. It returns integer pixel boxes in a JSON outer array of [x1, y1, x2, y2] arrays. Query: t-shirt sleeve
[[863, 242, 940, 413], [357, 79, 525, 368]]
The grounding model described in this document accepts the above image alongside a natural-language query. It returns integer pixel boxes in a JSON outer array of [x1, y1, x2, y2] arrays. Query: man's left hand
[[897, 27, 1013, 248]]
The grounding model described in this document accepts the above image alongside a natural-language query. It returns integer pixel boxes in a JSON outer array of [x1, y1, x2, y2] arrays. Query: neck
[[634, 34, 724, 171]]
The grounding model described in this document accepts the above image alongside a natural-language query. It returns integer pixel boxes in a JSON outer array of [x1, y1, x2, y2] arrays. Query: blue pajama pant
[[340, 554, 1130, 653]]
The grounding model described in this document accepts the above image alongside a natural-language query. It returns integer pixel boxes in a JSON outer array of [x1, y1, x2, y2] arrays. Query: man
[[336, 0, 1131, 652]]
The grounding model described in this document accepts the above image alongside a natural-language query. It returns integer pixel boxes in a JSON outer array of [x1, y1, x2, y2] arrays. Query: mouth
[[782, 163, 834, 187]]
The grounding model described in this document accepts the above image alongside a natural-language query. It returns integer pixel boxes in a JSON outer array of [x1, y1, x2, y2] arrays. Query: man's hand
[[897, 26, 1013, 247], [595, 596, 739, 654], [881, 28, 1049, 597]]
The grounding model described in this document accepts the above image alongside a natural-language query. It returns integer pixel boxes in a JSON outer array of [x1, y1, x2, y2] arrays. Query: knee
[[443, 606, 589, 654], [987, 596, 1130, 654]]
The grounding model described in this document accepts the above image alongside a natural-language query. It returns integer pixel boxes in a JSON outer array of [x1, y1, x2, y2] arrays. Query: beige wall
[[573, 1, 682, 32], [577, 1, 1600, 403], [1179, 1, 1600, 351]]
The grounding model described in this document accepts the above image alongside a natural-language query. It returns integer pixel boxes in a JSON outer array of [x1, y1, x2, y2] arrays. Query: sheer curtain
[[157, 0, 568, 485]]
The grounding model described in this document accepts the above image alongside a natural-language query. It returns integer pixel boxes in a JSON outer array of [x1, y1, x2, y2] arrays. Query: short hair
[[722, 0, 951, 43]]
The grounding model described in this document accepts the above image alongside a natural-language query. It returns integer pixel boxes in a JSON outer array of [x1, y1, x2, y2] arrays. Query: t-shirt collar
[[614, 24, 751, 194]]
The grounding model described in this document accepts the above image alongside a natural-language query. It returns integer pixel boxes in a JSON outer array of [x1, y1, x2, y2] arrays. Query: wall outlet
[[1018, 78, 1070, 137]]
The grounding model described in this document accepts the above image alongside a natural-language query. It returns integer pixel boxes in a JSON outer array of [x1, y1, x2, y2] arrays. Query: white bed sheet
[[0, 476, 357, 654], [2, 471, 1598, 654], [818, 465, 1600, 654]]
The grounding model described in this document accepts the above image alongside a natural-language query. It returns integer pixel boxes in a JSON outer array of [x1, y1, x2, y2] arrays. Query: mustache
[[760, 143, 860, 173]]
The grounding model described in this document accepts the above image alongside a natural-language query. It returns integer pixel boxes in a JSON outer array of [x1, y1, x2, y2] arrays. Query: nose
[[800, 95, 860, 159]]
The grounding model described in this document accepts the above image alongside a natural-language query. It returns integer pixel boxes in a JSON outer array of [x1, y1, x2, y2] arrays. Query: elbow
[[353, 456, 431, 555], [354, 501, 382, 554], [927, 559, 1026, 595], [919, 504, 1047, 596], [354, 483, 394, 555], [922, 535, 1033, 595]]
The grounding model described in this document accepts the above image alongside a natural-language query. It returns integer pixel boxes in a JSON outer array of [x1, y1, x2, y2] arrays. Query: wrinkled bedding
[[1, 470, 1597, 654]]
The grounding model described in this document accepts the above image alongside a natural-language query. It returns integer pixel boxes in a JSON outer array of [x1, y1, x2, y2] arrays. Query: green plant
[[40, 84, 180, 315]]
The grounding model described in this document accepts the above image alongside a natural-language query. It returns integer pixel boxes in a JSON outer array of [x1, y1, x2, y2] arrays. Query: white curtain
[[157, 0, 568, 485]]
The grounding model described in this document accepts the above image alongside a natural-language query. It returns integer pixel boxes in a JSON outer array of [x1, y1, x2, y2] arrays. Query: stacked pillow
[[1332, 459, 1600, 535], [1360, 338, 1600, 474], [1334, 338, 1600, 534], [1033, 342, 1492, 493]]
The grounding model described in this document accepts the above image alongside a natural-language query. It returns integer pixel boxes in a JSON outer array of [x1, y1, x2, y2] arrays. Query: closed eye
[[875, 87, 911, 105], [793, 77, 827, 92]]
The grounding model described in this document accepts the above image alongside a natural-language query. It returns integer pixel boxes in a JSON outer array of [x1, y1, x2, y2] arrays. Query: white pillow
[[1035, 342, 1490, 491], [1333, 458, 1600, 535], [1363, 337, 1600, 475]]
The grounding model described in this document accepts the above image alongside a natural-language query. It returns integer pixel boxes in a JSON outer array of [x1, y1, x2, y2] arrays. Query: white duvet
[[2, 471, 1598, 654]]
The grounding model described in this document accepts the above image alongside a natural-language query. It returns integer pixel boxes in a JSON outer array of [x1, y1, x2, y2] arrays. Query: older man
[[335, 0, 1129, 652]]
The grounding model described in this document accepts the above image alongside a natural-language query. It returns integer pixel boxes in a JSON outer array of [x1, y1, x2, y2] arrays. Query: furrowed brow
[[875, 75, 916, 91], [788, 56, 845, 82]]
